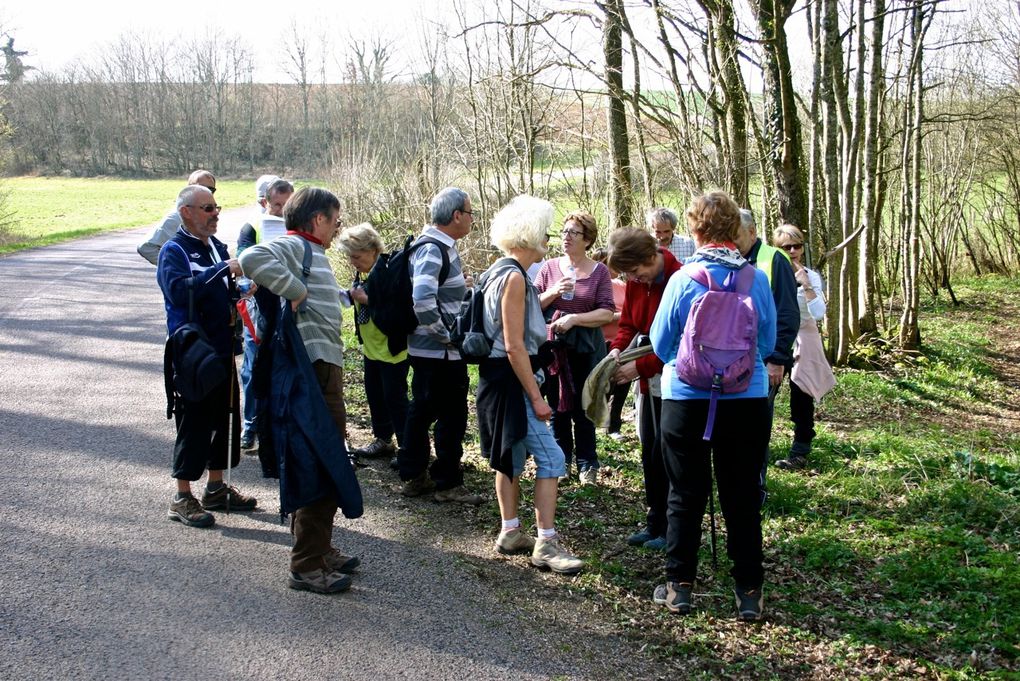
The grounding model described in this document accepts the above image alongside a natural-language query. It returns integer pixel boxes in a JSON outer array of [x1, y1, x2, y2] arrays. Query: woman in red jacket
[[606, 228, 683, 550]]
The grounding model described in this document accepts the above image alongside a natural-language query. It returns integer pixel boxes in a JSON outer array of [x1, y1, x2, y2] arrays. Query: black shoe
[[653, 582, 693, 614], [734, 585, 765, 621], [240, 434, 255, 450], [389, 456, 399, 471], [626, 528, 655, 546], [775, 455, 808, 471]]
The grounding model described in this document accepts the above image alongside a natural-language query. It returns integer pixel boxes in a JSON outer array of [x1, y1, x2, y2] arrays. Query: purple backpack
[[675, 263, 758, 441]]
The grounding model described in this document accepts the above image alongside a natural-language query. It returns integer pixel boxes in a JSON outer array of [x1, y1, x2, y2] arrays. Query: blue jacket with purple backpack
[[650, 253, 776, 402]]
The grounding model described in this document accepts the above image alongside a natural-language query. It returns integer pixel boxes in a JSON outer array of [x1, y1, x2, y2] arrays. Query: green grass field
[[0, 177, 253, 254]]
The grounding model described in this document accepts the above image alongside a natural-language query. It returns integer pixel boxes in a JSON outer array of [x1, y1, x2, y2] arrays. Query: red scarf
[[286, 230, 323, 246]]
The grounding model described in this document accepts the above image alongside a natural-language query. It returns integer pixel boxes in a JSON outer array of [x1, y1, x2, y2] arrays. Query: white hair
[[490, 195, 554, 255]]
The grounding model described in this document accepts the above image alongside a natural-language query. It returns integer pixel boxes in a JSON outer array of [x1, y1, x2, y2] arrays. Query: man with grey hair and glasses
[[647, 207, 696, 262], [397, 187, 484, 505]]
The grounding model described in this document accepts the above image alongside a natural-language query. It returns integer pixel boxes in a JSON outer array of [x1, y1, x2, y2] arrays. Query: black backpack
[[450, 257, 528, 364], [364, 235, 449, 356]]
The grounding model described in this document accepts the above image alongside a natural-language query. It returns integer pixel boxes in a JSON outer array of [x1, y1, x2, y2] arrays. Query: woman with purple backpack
[[648, 191, 776, 621]]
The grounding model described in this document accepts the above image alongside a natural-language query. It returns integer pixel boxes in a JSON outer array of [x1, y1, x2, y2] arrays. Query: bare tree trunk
[[752, 0, 808, 228], [601, 0, 634, 230], [857, 0, 886, 337], [900, 0, 931, 351]]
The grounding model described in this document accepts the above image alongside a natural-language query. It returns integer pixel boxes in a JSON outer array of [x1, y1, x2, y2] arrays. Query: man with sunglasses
[[157, 184, 257, 529], [734, 208, 800, 504], [138, 169, 217, 265]]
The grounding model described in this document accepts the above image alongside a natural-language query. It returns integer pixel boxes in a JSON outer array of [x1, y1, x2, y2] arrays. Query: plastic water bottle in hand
[[562, 265, 576, 301]]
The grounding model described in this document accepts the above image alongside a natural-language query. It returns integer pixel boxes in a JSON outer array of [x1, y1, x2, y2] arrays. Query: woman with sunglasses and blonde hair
[[770, 224, 833, 471]]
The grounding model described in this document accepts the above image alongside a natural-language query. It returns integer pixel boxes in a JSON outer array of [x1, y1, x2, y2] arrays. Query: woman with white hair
[[476, 195, 583, 575], [336, 223, 410, 465]]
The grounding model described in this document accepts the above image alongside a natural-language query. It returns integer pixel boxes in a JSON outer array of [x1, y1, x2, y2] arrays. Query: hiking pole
[[708, 452, 718, 571], [226, 355, 236, 514]]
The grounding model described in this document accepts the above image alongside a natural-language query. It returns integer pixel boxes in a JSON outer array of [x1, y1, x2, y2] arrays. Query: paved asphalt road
[[0, 209, 650, 680]]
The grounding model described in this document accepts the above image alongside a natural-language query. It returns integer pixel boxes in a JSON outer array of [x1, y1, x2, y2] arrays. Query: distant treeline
[[4, 80, 426, 177]]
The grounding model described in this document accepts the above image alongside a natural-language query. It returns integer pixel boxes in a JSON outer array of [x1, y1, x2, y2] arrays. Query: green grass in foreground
[[0, 176, 253, 254], [337, 274, 1019, 676]]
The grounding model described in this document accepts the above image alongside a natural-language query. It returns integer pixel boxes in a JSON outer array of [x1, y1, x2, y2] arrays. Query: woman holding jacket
[[605, 228, 683, 551]]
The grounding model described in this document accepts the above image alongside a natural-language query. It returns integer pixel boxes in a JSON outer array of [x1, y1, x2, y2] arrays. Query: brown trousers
[[290, 361, 347, 573]]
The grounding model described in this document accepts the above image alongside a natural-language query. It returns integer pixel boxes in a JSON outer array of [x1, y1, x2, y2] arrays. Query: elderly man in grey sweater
[[239, 187, 360, 595], [396, 187, 484, 505]]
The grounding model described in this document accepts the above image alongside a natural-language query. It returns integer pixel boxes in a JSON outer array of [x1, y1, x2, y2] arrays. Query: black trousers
[[545, 350, 599, 471], [364, 356, 410, 446], [788, 377, 816, 451], [637, 393, 668, 537], [660, 397, 769, 589], [398, 356, 468, 491], [172, 370, 240, 481]]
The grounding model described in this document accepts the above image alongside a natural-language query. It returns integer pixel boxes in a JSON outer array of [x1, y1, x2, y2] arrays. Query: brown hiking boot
[[433, 485, 484, 505], [201, 485, 257, 511], [288, 568, 352, 594], [167, 493, 215, 528], [324, 549, 361, 574], [401, 472, 435, 497]]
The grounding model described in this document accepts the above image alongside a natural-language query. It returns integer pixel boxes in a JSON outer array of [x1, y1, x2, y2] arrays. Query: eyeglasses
[[187, 204, 221, 213], [780, 243, 803, 252], [460, 209, 474, 216], [561, 228, 584, 238]]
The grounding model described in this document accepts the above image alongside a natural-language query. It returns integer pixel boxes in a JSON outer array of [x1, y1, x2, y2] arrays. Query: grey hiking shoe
[[434, 485, 484, 505], [531, 536, 584, 574], [168, 493, 215, 528], [288, 568, 352, 594], [653, 581, 693, 614], [401, 472, 435, 497], [350, 438, 395, 459], [201, 485, 257, 511], [495, 529, 536, 555], [775, 455, 808, 471], [734, 585, 765, 622], [324, 549, 361, 574], [578, 468, 598, 486]]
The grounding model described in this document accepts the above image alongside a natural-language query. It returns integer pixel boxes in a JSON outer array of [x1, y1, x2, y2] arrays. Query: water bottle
[[561, 265, 575, 301]]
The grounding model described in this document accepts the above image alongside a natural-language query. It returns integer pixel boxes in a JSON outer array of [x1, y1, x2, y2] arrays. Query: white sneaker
[[530, 536, 584, 574], [495, 529, 536, 555]]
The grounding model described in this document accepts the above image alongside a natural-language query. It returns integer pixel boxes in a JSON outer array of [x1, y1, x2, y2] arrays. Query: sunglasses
[[780, 243, 803, 252], [187, 203, 221, 213]]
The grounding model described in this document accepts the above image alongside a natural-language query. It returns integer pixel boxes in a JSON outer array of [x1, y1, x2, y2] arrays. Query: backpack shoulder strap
[[297, 237, 312, 313], [410, 237, 451, 285], [733, 263, 756, 295], [682, 262, 718, 291]]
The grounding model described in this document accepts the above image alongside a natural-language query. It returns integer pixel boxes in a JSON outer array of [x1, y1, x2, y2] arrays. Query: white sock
[[538, 527, 557, 540], [501, 518, 520, 532]]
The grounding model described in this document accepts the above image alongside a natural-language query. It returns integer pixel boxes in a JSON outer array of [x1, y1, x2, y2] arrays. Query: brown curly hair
[[685, 191, 741, 244], [563, 210, 598, 250]]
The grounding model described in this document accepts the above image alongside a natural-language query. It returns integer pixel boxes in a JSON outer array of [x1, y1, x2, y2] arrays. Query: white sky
[[0, 0, 441, 82]]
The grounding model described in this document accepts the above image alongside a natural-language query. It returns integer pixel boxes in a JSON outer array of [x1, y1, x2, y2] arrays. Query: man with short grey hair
[[158, 184, 257, 528], [397, 186, 484, 505], [647, 207, 695, 262], [138, 169, 217, 265]]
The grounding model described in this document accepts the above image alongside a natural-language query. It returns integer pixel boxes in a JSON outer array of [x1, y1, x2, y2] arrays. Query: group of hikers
[[141, 171, 835, 622]]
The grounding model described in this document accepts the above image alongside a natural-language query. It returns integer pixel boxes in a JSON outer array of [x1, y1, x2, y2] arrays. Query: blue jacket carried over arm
[[270, 303, 363, 520]]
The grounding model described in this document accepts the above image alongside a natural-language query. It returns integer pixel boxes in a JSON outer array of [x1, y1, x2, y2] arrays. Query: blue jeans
[[511, 398, 567, 479], [239, 327, 257, 439]]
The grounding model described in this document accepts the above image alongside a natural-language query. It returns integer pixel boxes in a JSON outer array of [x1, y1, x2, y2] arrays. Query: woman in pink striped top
[[535, 211, 615, 485]]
